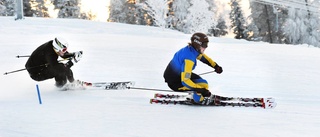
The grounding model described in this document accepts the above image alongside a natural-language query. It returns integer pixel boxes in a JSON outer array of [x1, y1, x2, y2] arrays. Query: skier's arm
[[197, 54, 223, 74], [197, 54, 217, 68], [45, 53, 68, 73], [61, 51, 75, 59]]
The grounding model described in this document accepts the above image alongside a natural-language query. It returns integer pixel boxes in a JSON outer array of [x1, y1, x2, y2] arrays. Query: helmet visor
[[201, 42, 208, 48]]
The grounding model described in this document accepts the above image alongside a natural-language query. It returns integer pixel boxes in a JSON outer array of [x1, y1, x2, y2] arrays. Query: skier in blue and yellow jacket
[[163, 32, 223, 102]]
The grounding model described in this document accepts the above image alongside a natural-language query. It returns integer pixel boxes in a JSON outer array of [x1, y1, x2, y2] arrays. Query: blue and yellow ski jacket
[[163, 45, 217, 90]]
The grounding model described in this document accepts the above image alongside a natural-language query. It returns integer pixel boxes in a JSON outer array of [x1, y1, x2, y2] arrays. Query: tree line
[[1, 0, 319, 47]]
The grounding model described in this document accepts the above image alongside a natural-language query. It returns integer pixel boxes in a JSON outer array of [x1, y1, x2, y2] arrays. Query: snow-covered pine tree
[[55, 0, 80, 18], [229, 0, 248, 39], [108, 0, 137, 24], [0, 0, 15, 16], [283, 4, 320, 47], [23, 0, 33, 16], [249, 1, 287, 43], [210, 0, 228, 37], [185, 0, 215, 34], [0, 3, 4, 16], [171, 0, 191, 32], [108, 0, 126, 22], [211, 16, 228, 37], [134, 0, 149, 25], [138, 0, 169, 27], [29, 0, 50, 17]]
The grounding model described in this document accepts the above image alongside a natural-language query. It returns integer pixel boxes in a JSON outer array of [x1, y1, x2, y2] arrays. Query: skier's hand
[[196, 88, 211, 97], [73, 51, 83, 63], [214, 64, 223, 74], [202, 90, 211, 97], [65, 60, 74, 68]]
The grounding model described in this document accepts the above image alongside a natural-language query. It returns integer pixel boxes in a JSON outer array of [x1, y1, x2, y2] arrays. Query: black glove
[[65, 60, 74, 68], [196, 88, 211, 97], [214, 64, 223, 74]]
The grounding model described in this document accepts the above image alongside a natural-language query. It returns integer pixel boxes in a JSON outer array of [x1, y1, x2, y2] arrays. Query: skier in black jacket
[[25, 37, 83, 88]]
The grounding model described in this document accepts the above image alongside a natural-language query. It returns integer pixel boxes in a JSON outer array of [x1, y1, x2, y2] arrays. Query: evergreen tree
[[229, 0, 248, 39], [55, 0, 80, 18], [0, 2, 4, 16], [134, 0, 149, 25], [283, 5, 320, 47], [249, 2, 287, 43], [138, 0, 169, 27], [0, 0, 15, 16], [23, 0, 34, 17], [29, 0, 50, 17], [185, 0, 215, 34], [210, 15, 228, 37], [108, 0, 137, 24], [171, 0, 191, 32], [210, 0, 228, 37]]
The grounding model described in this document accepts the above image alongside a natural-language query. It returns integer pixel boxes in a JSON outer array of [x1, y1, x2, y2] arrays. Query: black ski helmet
[[190, 32, 209, 51]]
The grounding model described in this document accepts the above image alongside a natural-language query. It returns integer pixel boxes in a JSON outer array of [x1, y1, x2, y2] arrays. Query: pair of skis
[[61, 81, 277, 109], [150, 93, 277, 109]]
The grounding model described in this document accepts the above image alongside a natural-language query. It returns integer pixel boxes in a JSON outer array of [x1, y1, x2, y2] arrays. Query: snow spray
[[36, 84, 42, 104]]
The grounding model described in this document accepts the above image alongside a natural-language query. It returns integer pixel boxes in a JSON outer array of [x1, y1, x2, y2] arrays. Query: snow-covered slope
[[0, 17, 319, 137]]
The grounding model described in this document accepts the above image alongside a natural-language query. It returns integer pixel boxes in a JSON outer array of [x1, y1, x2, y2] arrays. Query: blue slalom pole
[[36, 84, 42, 104]]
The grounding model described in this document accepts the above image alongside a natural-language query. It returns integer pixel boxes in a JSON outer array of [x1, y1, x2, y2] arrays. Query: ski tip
[[154, 93, 158, 98], [270, 102, 277, 109], [263, 102, 277, 109], [150, 99, 155, 104]]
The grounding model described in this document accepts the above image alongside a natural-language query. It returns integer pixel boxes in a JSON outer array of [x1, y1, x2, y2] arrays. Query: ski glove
[[65, 60, 74, 68], [73, 51, 83, 63], [214, 64, 223, 74], [196, 88, 211, 97]]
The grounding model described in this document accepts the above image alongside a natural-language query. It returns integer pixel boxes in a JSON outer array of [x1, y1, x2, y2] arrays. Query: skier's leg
[[54, 74, 67, 88], [66, 68, 74, 83], [30, 68, 54, 81]]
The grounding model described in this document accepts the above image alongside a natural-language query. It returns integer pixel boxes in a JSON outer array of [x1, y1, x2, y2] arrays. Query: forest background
[[1, 0, 319, 47]]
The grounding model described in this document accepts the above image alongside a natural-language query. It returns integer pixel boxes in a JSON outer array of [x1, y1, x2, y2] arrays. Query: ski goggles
[[201, 42, 208, 48], [53, 46, 67, 53], [61, 47, 67, 53]]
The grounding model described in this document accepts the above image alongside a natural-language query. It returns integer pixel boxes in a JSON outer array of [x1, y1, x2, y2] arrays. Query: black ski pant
[[29, 67, 74, 87]]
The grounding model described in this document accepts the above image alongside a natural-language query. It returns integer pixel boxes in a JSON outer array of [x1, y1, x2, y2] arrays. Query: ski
[[154, 93, 275, 104], [59, 80, 135, 91], [84, 81, 135, 90], [150, 98, 193, 105], [154, 93, 189, 99], [150, 98, 276, 109]]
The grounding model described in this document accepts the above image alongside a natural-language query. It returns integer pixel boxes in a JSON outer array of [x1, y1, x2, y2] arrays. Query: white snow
[[0, 17, 319, 137]]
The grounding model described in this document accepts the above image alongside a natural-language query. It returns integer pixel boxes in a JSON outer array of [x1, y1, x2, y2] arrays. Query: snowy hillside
[[0, 17, 319, 137]]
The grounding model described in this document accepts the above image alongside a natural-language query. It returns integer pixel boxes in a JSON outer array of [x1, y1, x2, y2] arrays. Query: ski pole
[[16, 55, 30, 58], [199, 70, 215, 75], [129, 87, 175, 92], [3, 68, 27, 75], [4, 57, 73, 75], [129, 87, 194, 94], [3, 64, 48, 75]]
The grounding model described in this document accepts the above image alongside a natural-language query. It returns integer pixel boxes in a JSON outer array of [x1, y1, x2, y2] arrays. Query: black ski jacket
[[25, 40, 74, 76]]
